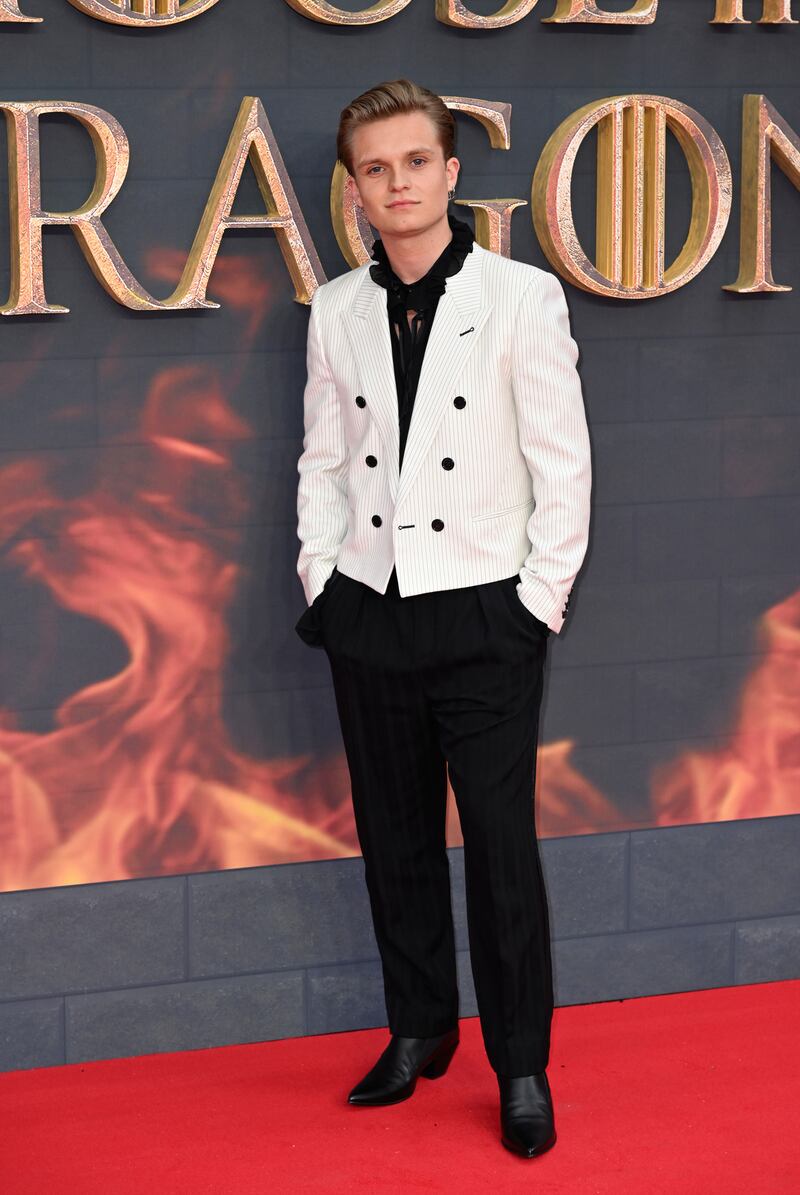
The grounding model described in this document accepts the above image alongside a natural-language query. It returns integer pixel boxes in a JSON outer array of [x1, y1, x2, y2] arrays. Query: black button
[[365, 455, 377, 467], [355, 395, 366, 407], [441, 457, 454, 470], [453, 396, 466, 409], [371, 514, 382, 527], [431, 519, 444, 531]]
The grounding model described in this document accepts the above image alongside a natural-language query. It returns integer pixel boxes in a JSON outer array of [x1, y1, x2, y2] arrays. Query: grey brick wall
[[2, 814, 798, 1072]]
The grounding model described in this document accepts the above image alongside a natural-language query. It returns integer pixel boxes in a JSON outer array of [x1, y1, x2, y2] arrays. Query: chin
[[389, 204, 439, 226]]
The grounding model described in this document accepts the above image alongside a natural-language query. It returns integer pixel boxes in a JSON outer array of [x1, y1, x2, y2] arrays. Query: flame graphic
[[1, 252, 798, 893], [651, 590, 800, 825]]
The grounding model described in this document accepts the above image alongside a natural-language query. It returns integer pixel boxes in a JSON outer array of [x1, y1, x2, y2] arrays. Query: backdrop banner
[[1, 0, 798, 892]]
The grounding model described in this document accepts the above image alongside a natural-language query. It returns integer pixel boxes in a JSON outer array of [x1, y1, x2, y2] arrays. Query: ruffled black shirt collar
[[368, 212, 475, 314]]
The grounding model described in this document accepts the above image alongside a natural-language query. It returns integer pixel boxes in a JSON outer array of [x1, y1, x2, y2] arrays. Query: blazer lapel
[[341, 282, 401, 501], [341, 243, 493, 507]]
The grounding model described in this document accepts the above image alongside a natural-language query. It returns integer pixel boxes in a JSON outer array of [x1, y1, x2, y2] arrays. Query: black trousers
[[315, 564, 553, 1077]]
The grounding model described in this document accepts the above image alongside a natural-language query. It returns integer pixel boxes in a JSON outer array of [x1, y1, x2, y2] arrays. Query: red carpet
[[2, 980, 798, 1193]]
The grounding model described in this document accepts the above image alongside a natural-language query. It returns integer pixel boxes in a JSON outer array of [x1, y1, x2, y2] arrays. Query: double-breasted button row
[[357, 395, 467, 533], [356, 393, 466, 409], [357, 393, 465, 409], [365, 454, 453, 471]]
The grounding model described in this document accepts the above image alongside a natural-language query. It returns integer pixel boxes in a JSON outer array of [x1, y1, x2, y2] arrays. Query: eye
[[365, 157, 427, 175]]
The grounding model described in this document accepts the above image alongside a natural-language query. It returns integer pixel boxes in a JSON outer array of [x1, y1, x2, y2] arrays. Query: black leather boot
[[347, 1028, 460, 1106], [497, 1070, 557, 1158]]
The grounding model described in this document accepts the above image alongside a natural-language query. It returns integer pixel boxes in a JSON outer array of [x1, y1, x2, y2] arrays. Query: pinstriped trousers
[[318, 563, 554, 1077]]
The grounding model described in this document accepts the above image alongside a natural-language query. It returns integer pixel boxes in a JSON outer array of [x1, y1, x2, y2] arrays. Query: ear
[[346, 173, 363, 210]]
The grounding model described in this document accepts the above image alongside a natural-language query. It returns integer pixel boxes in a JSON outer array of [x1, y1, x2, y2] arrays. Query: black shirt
[[368, 212, 475, 471]]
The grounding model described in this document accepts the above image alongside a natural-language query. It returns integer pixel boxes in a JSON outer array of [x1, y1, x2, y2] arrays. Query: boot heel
[[421, 1036, 458, 1079]]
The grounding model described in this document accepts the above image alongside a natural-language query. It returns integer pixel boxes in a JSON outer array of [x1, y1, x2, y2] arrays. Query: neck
[[378, 211, 453, 285]]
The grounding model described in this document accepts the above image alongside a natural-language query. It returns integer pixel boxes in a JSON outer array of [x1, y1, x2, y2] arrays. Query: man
[[295, 78, 592, 1159]]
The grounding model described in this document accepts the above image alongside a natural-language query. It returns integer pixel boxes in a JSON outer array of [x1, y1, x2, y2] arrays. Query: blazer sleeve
[[511, 270, 592, 634], [296, 285, 350, 607]]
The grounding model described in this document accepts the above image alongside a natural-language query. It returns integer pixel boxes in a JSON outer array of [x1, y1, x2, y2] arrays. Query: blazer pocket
[[472, 497, 535, 522]]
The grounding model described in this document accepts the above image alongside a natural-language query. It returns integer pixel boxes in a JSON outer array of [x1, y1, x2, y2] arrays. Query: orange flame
[[1, 251, 797, 892], [651, 590, 800, 824]]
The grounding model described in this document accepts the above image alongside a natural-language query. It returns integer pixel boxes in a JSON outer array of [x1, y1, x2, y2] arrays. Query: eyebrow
[[355, 146, 436, 170]]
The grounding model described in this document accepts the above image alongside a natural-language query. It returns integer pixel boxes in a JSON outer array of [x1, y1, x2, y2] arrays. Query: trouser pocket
[[499, 576, 551, 639]]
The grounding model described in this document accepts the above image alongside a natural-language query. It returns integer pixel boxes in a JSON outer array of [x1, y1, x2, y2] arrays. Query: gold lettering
[[723, 94, 800, 293], [64, 0, 223, 28], [453, 199, 528, 255], [282, 0, 411, 25], [0, 100, 165, 315], [531, 95, 732, 297], [435, 0, 539, 31], [176, 95, 325, 305], [0, 0, 40, 23], [543, 0, 657, 24], [711, 0, 796, 23], [329, 166, 372, 269], [0, 96, 324, 315]]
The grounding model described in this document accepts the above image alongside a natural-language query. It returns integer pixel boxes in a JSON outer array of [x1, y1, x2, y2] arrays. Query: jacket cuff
[[303, 559, 337, 607], [516, 575, 574, 635]]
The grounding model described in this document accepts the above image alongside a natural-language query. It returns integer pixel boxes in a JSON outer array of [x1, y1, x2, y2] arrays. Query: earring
[[448, 187, 456, 200]]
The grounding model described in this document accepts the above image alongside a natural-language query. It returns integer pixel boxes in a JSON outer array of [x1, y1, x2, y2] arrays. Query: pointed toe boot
[[347, 1028, 460, 1107], [498, 1070, 557, 1158]]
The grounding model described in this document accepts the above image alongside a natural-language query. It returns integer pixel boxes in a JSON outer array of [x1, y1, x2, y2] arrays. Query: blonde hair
[[337, 78, 456, 179]]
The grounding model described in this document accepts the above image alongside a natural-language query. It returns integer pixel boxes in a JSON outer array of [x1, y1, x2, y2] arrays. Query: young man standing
[[295, 79, 592, 1159]]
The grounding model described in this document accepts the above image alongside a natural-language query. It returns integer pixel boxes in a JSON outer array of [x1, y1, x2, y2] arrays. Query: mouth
[[388, 201, 417, 208]]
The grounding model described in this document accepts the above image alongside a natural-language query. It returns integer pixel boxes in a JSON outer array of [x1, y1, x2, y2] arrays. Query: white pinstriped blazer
[[296, 240, 592, 634]]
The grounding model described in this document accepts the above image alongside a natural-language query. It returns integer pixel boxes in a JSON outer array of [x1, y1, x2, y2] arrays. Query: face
[[346, 110, 459, 238]]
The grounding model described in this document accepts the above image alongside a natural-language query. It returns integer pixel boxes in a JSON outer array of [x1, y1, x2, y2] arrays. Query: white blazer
[[296, 240, 592, 634]]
